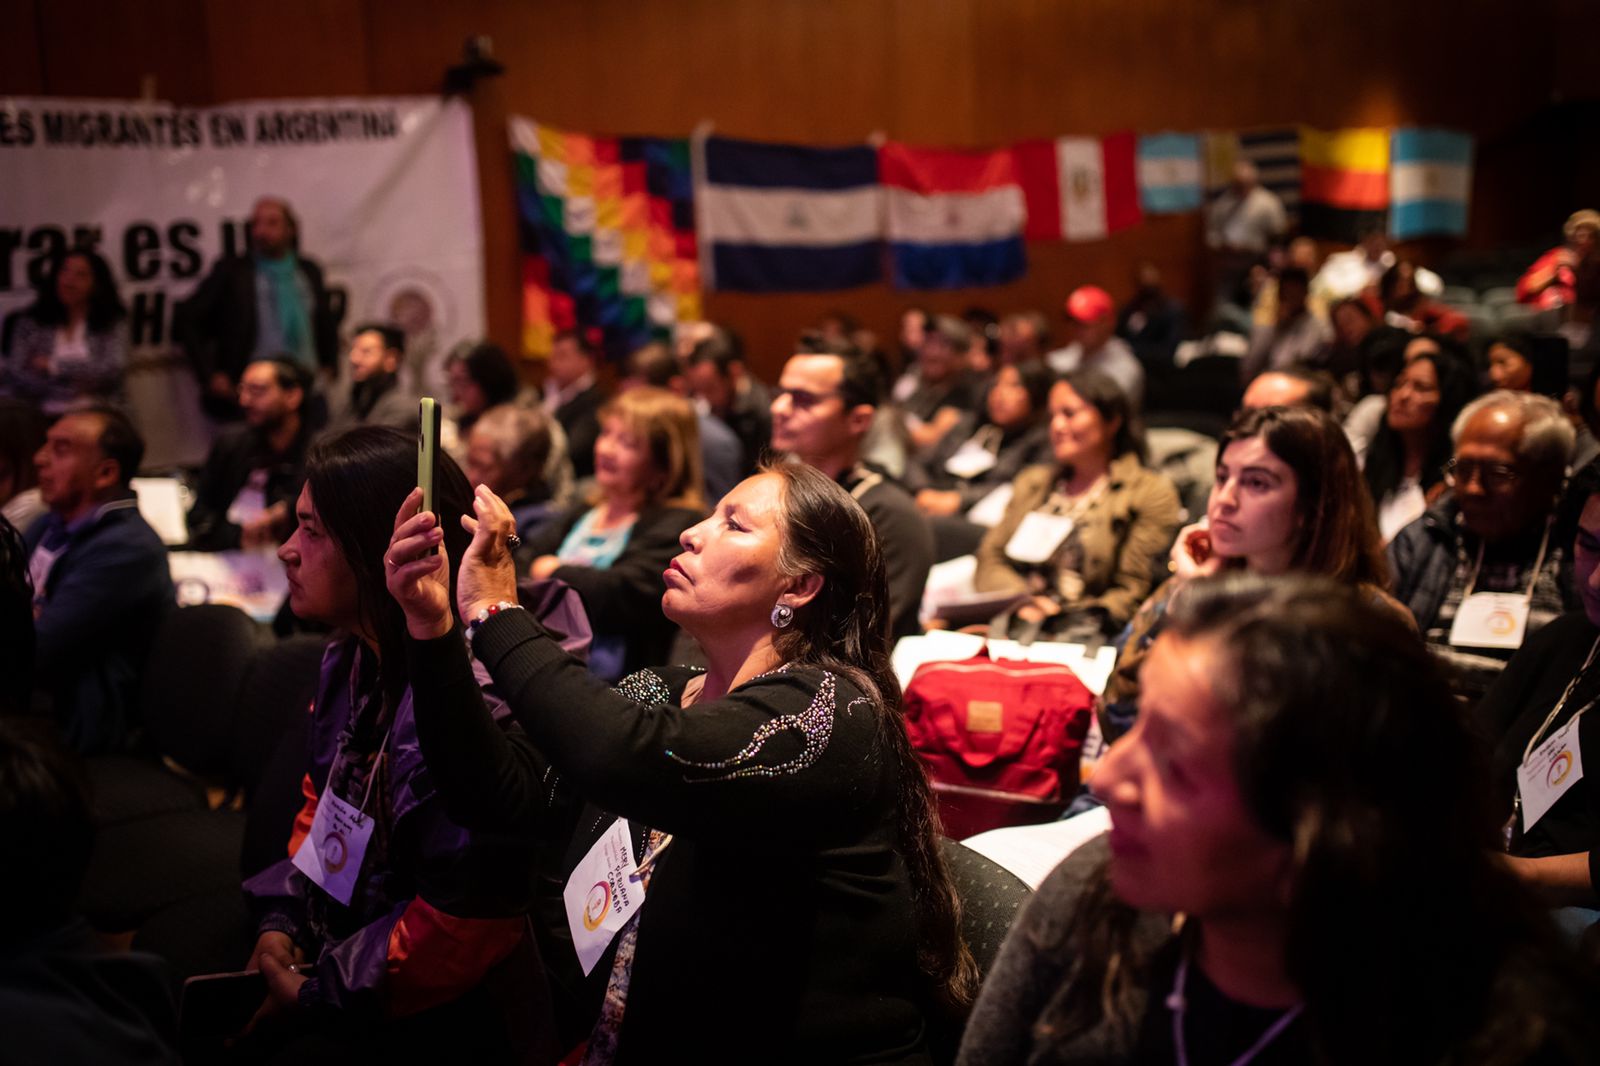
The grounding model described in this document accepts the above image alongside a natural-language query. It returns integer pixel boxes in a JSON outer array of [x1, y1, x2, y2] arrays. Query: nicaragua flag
[[1389, 129, 1473, 239], [693, 134, 883, 292], [879, 142, 1027, 289], [1137, 133, 1204, 214], [1015, 132, 1141, 242]]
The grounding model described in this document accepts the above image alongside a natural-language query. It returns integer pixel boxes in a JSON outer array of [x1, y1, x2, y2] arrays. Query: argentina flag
[[1389, 129, 1473, 239]]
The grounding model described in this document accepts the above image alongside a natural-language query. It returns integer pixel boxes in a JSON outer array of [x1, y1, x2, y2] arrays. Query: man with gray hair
[[462, 403, 571, 541], [1388, 389, 1578, 700]]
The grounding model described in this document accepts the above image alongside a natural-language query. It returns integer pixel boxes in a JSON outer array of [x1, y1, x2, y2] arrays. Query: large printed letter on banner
[[0, 97, 485, 468]]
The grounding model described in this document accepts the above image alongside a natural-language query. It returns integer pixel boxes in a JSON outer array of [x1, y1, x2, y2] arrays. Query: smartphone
[[179, 969, 268, 1056], [418, 396, 441, 517]]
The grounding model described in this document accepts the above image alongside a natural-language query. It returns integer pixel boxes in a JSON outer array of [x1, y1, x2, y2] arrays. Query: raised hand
[[457, 485, 521, 623], [385, 487, 453, 640]]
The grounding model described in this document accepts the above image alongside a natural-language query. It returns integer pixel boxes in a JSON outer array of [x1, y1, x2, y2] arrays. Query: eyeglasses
[[1442, 458, 1520, 491], [772, 386, 842, 411]]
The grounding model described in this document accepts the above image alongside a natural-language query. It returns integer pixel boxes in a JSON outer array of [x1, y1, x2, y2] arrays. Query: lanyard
[[1521, 636, 1600, 765], [1169, 932, 1303, 1066], [352, 725, 391, 819], [1463, 518, 1552, 602]]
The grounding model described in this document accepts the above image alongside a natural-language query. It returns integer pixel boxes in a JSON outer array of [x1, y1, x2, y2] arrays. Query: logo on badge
[[582, 881, 611, 931], [1487, 609, 1517, 636], [323, 830, 348, 873], [1548, 751, 1575, 789]]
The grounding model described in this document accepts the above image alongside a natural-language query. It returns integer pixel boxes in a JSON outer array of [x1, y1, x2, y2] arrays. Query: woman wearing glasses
[[1388, 390, 1577, 701]]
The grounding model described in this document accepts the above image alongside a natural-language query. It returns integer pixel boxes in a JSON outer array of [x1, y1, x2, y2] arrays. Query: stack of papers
[[891, 631, 1119, 696]]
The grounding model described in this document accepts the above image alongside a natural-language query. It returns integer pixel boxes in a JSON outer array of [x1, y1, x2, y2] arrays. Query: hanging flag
[[694, 134, 882, 292], [877, 142, 1026, 289], [1298, 126, 1390, 242], [511, 116, 700, 361], [1205, 127, 1301, 221], [1137, 132, 1204, 214], [1015, 132, 1141, 243], [1389, 128, 1473, 239]]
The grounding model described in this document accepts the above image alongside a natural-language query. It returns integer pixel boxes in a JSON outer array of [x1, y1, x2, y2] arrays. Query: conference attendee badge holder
[[945, 435, 998, 479], [292, 728, 389, 907], [1006, 511, 1075, 565], [967, 483, 1015, 528], [1513, 637, 1600, 838], [563, 820, 649, 976], [1448, 526, 1549, 651]]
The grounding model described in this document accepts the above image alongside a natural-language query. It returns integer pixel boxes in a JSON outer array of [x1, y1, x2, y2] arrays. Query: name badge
[[227, 468, 270, 526], [291, 790, 374, 907], [967, 483, 1014, 528], [1448, 592, 1530, 650], [945, 439, 998, 480], [563, 820, 647, 976], [1005, 511, 1075, 565], [1518, 714, 1585, 833]]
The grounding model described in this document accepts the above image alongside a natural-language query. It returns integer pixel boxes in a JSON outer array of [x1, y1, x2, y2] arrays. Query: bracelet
[[467, 600, 523, 641]]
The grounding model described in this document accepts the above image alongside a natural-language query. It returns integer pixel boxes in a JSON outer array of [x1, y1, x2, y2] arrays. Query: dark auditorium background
[[2, 0, 1596, 381]]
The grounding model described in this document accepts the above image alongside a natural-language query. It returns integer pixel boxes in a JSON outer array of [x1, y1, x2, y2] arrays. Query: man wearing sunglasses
[[1389, 390, 1577, 700]]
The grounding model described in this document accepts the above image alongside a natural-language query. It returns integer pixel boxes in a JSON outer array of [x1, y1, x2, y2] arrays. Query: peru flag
[[1015, 132, 1141, 242], [878, 142, 1027, 290]]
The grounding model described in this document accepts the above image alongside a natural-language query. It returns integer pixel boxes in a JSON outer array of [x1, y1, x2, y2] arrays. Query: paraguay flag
[[1137, 133, 1204, 214], [1389, 129, 1473, 239], [1299, 126, 1390, 242], [879, 142, 1027, 289], [693, 134, 883, 292], [1015, 132, 1142, 242]]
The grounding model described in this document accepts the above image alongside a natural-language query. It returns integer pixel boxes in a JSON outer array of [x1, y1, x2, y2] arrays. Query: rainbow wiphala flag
[[512, 117, 701, 361]]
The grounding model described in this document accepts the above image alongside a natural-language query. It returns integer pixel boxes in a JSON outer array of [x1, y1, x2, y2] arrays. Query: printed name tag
[[563, 820, 647, 976], [945, 439, 998, 480], [1518, 714, 1585, 832], [1005, 511, 1075, 565], [291, 790, 374, 907], [967, 483, 1014, 528], [1448, 592, 1530, 650]]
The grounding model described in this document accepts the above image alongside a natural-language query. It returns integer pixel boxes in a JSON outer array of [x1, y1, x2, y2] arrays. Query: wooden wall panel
[[8, 0, 1594, 381]]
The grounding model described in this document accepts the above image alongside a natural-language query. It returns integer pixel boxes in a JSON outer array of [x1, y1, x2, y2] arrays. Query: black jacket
[[185, 420, 312, 550], [173, 255, 339, 386], [554, 385, 606, 480]]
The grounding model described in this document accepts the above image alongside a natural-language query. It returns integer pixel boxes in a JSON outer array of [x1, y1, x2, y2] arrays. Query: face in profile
[[1090, 633, 1291, 917], [238, 363, 298, 429], [662, 472, 792, 632], [1576, 494, 1600, 628], [278, 484, 360, 630], [347, 331, 396, 383], [1207, 435, 1301, 572], [770, 354, 858, 462], [448, 359, 488, 417]]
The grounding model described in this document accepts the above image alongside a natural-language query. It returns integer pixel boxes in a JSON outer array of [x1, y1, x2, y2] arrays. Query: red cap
[[1063, 285, 1114, 323]]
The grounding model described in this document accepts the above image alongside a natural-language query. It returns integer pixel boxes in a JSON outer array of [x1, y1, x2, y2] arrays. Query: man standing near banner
[[174, 196, 338, 418]]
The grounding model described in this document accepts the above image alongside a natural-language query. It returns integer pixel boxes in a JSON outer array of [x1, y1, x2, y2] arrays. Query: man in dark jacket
[[542, 329, 606, 480], [26, 406, 172, 751], [174, 197, 339, 418], [186, 357, 312, 550]]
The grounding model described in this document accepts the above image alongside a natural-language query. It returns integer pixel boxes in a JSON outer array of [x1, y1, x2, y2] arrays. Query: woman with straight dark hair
[[446, 340, 521, 438], [1362, 342, 1478, 542], [240, 426, 550, 1064], [974, 369, 1181, 639], [1101, 404, 1397, 742], [384, 461, 976, 1064], [960, 574, 1598, 1066], [3, 248, 127, 414]]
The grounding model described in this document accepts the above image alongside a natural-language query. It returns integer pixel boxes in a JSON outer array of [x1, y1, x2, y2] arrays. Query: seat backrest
[[940, 837, 1032, 979], [229, 634, 327, 795], [140, 604, 262, 778]]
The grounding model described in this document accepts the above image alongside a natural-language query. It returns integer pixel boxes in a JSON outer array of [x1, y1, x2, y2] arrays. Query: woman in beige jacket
[[975, 369, 1182, 639]]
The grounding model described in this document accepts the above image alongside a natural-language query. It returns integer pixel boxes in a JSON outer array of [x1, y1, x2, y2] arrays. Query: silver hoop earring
[[771, 603, 794, 629]]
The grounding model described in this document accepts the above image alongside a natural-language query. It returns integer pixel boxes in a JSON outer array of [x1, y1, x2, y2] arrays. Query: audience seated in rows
[[1115, 261, 1185, 369], [1240, 265, 1331, 382], [974, 370, 1181, 641], [682, 325, 772, 476], [174, 196, 339, 419], [542, 329, 606, 480], [518, 385, 705, 681], [772, 338, 935, 640], [1, 248, 128, 416], [324, 322, 416, 435], [26, 406, 172, 753], [895, 314, 983, 459], [623, 341, 742, 503], [186, 358, 313, 551], [959, 576, 1598, 1065], [1046, 287, 1145, 414], [1388, 390, 1577, 703], [997, 311, 1050, 367]]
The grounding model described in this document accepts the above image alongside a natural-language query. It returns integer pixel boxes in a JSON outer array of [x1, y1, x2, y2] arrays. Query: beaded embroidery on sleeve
[[667, 669, 851, 782]]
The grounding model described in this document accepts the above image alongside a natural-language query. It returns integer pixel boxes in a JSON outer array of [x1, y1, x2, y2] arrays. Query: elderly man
[[174, 196, 338, 417], [26, 407, 172, 751], [1389, 390, 1577, 700]]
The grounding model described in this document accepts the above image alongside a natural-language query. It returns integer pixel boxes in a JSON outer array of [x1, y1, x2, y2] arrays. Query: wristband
[[467, 600, 523, 641]]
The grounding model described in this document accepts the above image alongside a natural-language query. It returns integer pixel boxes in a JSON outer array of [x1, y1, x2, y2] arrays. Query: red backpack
[[902, 653, 1095, 839]]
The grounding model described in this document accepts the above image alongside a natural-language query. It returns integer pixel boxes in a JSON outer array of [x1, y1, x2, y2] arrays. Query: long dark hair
[[763, 460, 979, 1014], [26, 248, 126, 333], [0, 516, 33, 715], [304, 426, 473, 709], [1364, 344, 1477, 507], [1043, 574, 1594, 1062], [1218, 406, 1389, 587], [1057, 369, 1143, 464]]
